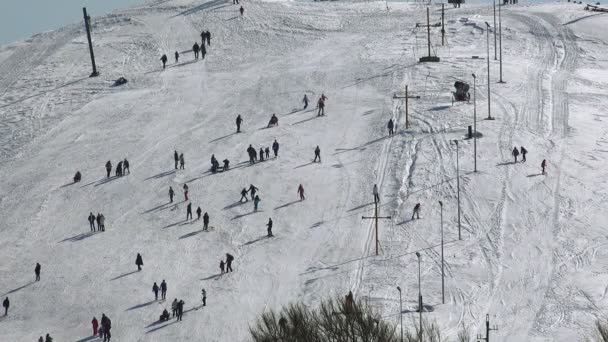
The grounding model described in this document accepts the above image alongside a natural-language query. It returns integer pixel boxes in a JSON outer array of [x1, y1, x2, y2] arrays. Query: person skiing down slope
[[373, 184, 379, 203], [266, 218, 273, 237], [298, 184, 305, 201], [313, 146, 321, 162], [272, 139, 279, 157], [541, 159, 547, 175], [236, 115, 243, 133], [201, 288, 207, 306], [136, 253, 143, 271], [303, 94, 309, 109], [412, 203, 421, 220], [160, 54, 168, 69]]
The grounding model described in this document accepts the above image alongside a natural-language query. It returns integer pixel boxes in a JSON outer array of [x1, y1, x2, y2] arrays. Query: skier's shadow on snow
[[209, 132, 237, 143], [3, 281, 35, 296], [232, 210, 263, 220], [74, 335, 99, 342], [292, 115, 323, 126], [201, 273, 223, 281], [59, 181, 76, 188], [243, 235, 269, 246], [144, 170, 176, 181], [142, 201, 179, 214], [274, 200, 300, 210], [93, 176, 122, 187], [162, 219, 188, 229], [145, 320, 178, 334], [347, 202, 374, 212], [59, 231, 96, 243], [126, 300, 157, 311], [110, 270, 140, 281], [294, 162, 315, 169], [179, 230, 205, 239], [496, 161, 516, 166], [527, 173, 543, 178], [223, 201, 246, 210]]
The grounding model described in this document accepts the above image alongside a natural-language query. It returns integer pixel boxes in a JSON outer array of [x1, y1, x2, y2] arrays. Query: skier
[[267, 218, 273, 237], [136, 253, 143, 271], [96, 213, 101, 230], [172, 299, 178, 317], [74, 171, 82, 183], [161, 54, 168, 69], [259, 147, 265, 161], [226, 253, 234, 272], [115, 161, 123, 177], [253, 147, 258, 162], [187, 202, 193, 220], [101, 314, 111, 342], [411, 203, 421, 220], [203, 212, 210, 230], [317, 96, 325, 116], [92, 317, 99, 336], [175, 51, 179, 63], [253, 195, 261, 211], [313, 146, 321, 162], [153, 282, 160, 300], [249, 184, 259, 198], [268, 113, 278, 127], [541, 159, 547, 175], [200, 43, 206, 60], [236, 115, 243, 133], [159, 309, 170, 321], [303, 94, 309, 109], [298, 184, 305, 201], [3, 297, 9, 315], [520, 146, 528, 162], [174, 150, 179, 169], [179, 153, 185, 169], [240, 188, 249, 202], [272, 139, 279, 157], [45, 334, 53, 342], [247, 145, 256, 164], [169, 186, 174, 203], [201, 288, 207, 307], [512, 147, 520, 163], [89, 212, 96, 231], [183, 184, 189, 201], [192, 42, 200, 60], [388, 119, 394, 135], [265, 147, 270, 159], [373, 184, 379, 203], [223, 159, 230, 171], [161, 280, 167, 300], [239, 5, 244, 16], [176, 299, 185, 321], [35, 262, 41, 281], [123, 158, 130, 174], [99, 213, 105, 231], [196, 206, 202, 220], [220, 260, 225, 273], [206, 31, 211, 46], [200, 31, 206, 46], [105, 161, 112, 178]]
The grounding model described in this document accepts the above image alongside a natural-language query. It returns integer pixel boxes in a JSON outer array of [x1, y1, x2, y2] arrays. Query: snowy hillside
[[1, 0, 608, 341]]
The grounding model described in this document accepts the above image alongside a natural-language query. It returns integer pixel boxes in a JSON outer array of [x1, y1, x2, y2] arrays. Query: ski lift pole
[[83, 7, 99, 77], [393, 85, 421, 129], [361, 201, 391, 256]]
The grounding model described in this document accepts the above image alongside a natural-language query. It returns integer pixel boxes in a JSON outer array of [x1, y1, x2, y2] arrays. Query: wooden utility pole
[[362, 201, 391, 256], [83, 8, 99, 77], [393, 85, 420, 129], [441, 4, 445, 46], [417, 7, 441, 62], [477, 314, 499, 342]]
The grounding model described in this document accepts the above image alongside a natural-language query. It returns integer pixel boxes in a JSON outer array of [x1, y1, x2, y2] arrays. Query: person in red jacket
[[297, 184, 305, 201], [92, 317, 99, 336]]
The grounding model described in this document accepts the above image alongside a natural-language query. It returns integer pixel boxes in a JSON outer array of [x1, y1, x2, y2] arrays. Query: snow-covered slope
[[1, 0, 607, 341]]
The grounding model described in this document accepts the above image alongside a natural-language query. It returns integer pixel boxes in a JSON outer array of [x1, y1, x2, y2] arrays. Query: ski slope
[[0, 0, 607, 341]]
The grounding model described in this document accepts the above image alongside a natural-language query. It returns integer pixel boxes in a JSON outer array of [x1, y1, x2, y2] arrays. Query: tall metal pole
[[427, 7, 431, 58], [416, 252, 423, 342], [83, 8, 99, 77], [439, 201, 445, 304], [472, 74, 477, 172], [397, 287, 403, 342], [498, 3, 505, 83], [441, 4, 445, 46], [493, 0, 497, 60], [375, 201, 379, 255], [485, 22, 493, 120], [405, 86, 409, 129], [453, 140, 462, 240]]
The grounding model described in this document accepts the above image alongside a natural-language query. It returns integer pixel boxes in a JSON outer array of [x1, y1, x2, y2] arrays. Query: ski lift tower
[[417, 7, 441, 63]]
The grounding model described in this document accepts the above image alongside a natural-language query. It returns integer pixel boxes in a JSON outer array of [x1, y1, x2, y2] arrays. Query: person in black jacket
[[3, 297, 9, 315], [200, 43, 206, 60], [136, 253, 143, 271], [153, 282, 160, 300], [105, 161, 112, 178], [266, 218, 273, 237], [174, 150, 179, 170], [236, 115, 243, 133], [226, 253, 234, 272], [203, 212, 209, 231], [161, 280, 167, 300], [88, 212, 96, 231], [196, 206, 202, 220], [35, 263, 41, 281], [175, 51, 179, 63], [272, 140, 279, 157], [161, 54, 168, 69], [192, 43, 200, 60], [187, 203, 193, 220], [101, 314, 111, 342]]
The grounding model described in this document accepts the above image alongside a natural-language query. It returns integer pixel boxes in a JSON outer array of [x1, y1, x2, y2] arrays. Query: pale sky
[[0, 0, 142, 45]]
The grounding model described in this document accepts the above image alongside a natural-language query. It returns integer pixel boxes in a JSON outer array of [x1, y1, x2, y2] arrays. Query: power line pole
[[83, 8, 99, 77], [439, 200, 445, 304], [416, 252, 423, 342], [485, 22, 494, 120], [441, 3, 445, 46], [472, 73, 477, 172], [493, 0, 497, 60], [498, 2, 505, 83], [393, 85, 421, 129], [477, 314, 499, 342], [362, 201, 391, 256], [451, 140, 462, 240], [417, 7, 441, 62]]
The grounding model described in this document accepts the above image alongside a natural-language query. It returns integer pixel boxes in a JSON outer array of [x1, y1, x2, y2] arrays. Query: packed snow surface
[[1, 0, 608, 341]]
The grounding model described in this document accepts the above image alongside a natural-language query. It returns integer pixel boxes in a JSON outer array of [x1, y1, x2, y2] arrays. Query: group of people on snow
[[152, 280, 168, 301], [161, 30, 212, 69], [90, 314, 112, 341], [174, 150, 185, 170], [105, 159, 129, 178], [88, 212, 106, 232]]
